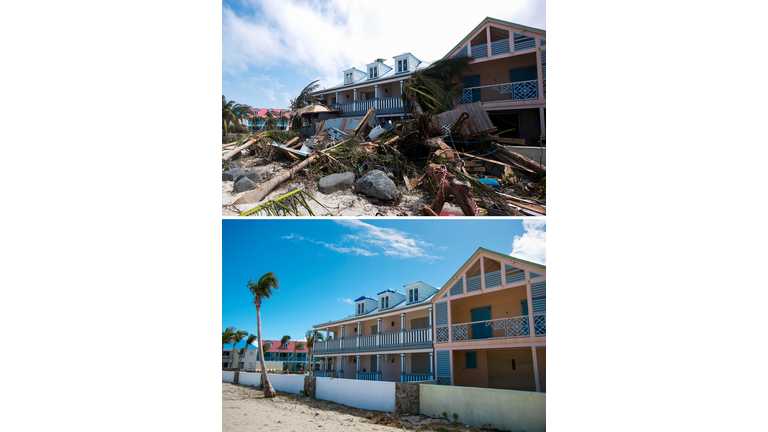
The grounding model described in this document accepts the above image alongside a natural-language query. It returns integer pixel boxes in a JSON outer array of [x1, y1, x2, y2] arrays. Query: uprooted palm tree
[[223, 95, 252, 137], [304, 329, 323, 377], [289, 79, 321, 129], [400, 57, 473, 116], [247, 272, 280, 398]]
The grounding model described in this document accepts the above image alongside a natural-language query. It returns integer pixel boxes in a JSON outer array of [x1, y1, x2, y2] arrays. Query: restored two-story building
[[222, 339, 310, 372], [239, 108, 291, 132], [309, 17, 545, 142], [432, 248, 546, 392], [312, 281, 439, 382]]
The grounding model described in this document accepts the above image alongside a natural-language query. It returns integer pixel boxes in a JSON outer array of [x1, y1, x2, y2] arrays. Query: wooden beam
[[354, 107, 375, 137], [285, 137, 301, 149]]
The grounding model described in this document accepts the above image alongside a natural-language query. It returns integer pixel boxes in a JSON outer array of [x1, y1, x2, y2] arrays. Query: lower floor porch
[[313, 350, 434, 383], [436, 345, 545, 392]]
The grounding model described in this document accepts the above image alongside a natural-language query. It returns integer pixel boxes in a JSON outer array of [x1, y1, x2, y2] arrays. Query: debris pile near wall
[[222, 104, 546, 217]]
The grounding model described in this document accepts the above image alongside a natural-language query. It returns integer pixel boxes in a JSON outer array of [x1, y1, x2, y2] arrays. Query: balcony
[[222, 356, 230, 363], [435, 314, 546, 343], [314, 370, 337, 378], [313, 327, 432, 354], [327, 96, 412, 117], [401, 373, 433, 382], [457, 79, 541, 105], [356, 372, 381, 381]]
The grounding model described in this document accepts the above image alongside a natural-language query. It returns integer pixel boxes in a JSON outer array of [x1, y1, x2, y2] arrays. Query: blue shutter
[[435, 302, 448, 326], [465, 352, 477, 368]]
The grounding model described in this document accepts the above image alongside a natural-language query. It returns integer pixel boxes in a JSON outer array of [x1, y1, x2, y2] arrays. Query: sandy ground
[[222, 382, 477, 432], [222, 158, 468, 217]]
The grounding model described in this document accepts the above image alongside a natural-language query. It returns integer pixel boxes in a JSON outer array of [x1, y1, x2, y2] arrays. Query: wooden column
[[353, 88, 357, 112], [429, 352, 434, 376], [480, 257, 486, 291], [525, 272, 535, 337], [428, 307, 433, 342], [376, 354, 381, 375], [486, 26, 491, 56], [335, 91, 339, 105], [531, 346, 541, 392], [447, 299, 453, 342], [356, 355, 360, 377], [357, 321, 361, 348], [377, 317, 382, 347], [400, 313, 406, 345], [536, 39, 544, 102], [448, 349, 454, 386]]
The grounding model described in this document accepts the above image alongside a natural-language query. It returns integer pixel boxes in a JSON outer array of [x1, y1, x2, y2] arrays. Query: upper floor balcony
[[313, 326, 432, 354], [457, 79, 544, 105], [327, 96, 412, 117]]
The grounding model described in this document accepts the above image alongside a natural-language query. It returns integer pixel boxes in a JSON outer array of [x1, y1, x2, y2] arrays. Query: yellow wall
[[420, 384, 545, 432], [453, 349, 489, 388], [462, 53, 538, 103]]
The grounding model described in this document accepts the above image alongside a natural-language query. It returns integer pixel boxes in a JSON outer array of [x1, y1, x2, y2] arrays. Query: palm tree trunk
[[256, 305, 276, 397], [231, 341, 237, 369]]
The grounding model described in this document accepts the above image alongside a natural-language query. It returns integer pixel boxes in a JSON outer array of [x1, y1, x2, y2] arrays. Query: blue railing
[[491, 39, 510, 56], [314, 370, 337, 378], [356, 372, 381, 381], [472, 43, 488, 59], [457, 80, 539, 104], [453, 45, 469, 58], [534, 313, 546, 336], [513, 32, 535, 51], [484, 270, 501, 288]]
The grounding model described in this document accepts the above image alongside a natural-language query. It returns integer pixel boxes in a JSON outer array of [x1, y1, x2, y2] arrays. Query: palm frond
[[239, 187, 328, 217]]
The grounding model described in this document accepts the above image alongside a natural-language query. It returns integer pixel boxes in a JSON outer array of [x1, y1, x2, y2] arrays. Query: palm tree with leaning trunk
[[247, 272, 280, 398]]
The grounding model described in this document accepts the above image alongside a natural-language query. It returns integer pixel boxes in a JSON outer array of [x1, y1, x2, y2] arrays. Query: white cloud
[[511, 220, 546, 264], [223, 1, 545, 96], [335, 220, 440, 261], [282, 232, 378, 256], [337, 298, 354, 305]]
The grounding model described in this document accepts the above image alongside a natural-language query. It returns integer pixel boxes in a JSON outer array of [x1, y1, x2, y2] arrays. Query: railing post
[[400, 313, 405, 345], [357, 321, 361, 348], [401, 353, 405, 382], [374, 85, 379, 110], [428, 307, 433, 341], [353, 88, 357, 113], [376, 354, 381, 375], [377, 318, 382, 347], [429, 352, 433, 378]]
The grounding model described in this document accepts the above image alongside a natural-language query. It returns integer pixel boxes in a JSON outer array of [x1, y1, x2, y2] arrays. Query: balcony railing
[[314, 370, 337, 378], [401, 373, 433, 382], [356, 372, 382, 381], [314, 327, 432, 353], [457, 79, 540, 105], [222, 356, 230, 363], [327, 96, 410, 116], [436, 315, 540, 343]]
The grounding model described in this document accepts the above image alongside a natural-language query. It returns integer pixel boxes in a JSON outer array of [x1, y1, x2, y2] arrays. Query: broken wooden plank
[[285, 137, 301, 149], [402, 173, 413, 191], [489, 143, 545, 175], [506, 199, 546, 215], [354, 107, 375, 137], [222, 138, 257, 161]]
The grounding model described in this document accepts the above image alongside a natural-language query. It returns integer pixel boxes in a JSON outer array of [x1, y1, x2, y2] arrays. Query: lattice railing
[[489, 316, 530, 337], [437, 376, 451, 385], [490, 80, 538, 100], [458, 88, 474, 105], [534, 313, 546, 336], [436, 325, 449, 343], [451, 324, 468, 341]]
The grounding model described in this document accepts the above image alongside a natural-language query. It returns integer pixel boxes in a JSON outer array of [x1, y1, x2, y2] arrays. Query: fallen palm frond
[[260, 130, 302, 143], [440, 161, 518, 216], [238, 187, 328, 216]]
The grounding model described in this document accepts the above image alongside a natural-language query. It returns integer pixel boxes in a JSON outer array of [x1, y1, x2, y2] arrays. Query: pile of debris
[[222, 103, 546, 217]]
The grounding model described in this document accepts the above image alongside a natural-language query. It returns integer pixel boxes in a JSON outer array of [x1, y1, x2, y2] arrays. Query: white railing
[[381, 331, 400, 347], [404, 327, 430, 344], [451, 316, 531, 341], [313, 328, 433, 352], [356, 99, 374, 112], [222, 356, 230, 362]]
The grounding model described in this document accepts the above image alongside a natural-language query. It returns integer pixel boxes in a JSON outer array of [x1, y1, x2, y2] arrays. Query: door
[[461, 74, 481, 103], [470, 306, 493, 340], [370, 355, 378, 372]]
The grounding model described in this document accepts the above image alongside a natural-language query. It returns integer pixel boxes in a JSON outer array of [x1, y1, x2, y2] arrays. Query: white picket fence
[[316, 377, 395, 412]]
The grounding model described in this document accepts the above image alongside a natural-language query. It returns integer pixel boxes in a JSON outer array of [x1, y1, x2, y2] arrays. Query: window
[[413, 288, 418, 301], [403, 59, 408, 71], [369, 67, 378, 79], [409, 291, 413, 302], [397, 60, 402, 72], [465, 352, 477, 369], [282, 342, 289, 349], [385, 297, 389, 308]]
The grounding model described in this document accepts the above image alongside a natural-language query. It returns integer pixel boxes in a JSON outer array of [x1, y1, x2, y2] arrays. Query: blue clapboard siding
[[514, 32, 535, 51], [435, 302, 448, 326], [466, 275, 481, 292], [484, 270, 501, 289], [505, 264, 526, 283], [436, 350, 450, 376], [472, 43, 488, 59], [450, 277, 464, 296], [540, 38, 546, 46], [541, 50, 546, 80], [531, 281, 546, 314], [530, 270, 544, 279], [453, 45, 469, 58], [442, 292, 447, 298], [491, 38, 510, 56]]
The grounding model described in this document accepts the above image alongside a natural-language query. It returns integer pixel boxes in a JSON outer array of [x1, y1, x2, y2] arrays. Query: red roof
[[262, 340, 308, 352], [248, 108, 291, 118]]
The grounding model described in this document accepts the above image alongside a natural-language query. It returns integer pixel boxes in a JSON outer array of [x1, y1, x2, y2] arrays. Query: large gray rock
[[234, 170, 262, 184], [222, 167, 244, 181], [233, 176, 258, 193], [354, 170, 398, 200], [318, 172, 355, 194]]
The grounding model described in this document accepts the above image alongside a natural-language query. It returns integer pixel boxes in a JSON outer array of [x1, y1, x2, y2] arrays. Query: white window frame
[[397, 60, 403, 72], [282, 342, 289, 349]]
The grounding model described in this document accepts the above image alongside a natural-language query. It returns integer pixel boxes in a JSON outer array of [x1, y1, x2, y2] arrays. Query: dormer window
[[380, 296, 389, 310], [397, 59, 408, 73], [345, 72, 352, 84], [282, 342, 289, 349], [369, 67, 378, 79], [409, 287, 419, 302]]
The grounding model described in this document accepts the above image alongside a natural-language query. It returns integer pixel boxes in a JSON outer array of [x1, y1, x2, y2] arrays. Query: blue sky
[[222, 0, 546, 109], [222, 219, 546, 342]]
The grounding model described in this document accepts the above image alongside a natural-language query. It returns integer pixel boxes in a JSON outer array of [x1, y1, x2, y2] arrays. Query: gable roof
[[432, 247, 546, 301], [355, 296, 376, 302], [248, 108, 291, 118], [442, 16, 546, 59]]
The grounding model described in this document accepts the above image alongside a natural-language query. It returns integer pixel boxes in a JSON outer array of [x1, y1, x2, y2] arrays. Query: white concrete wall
[[267, 374, 304, 395], [316, 377, 396, 412], [239, 372, 261, 387], [222, 371, 235, 383]]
